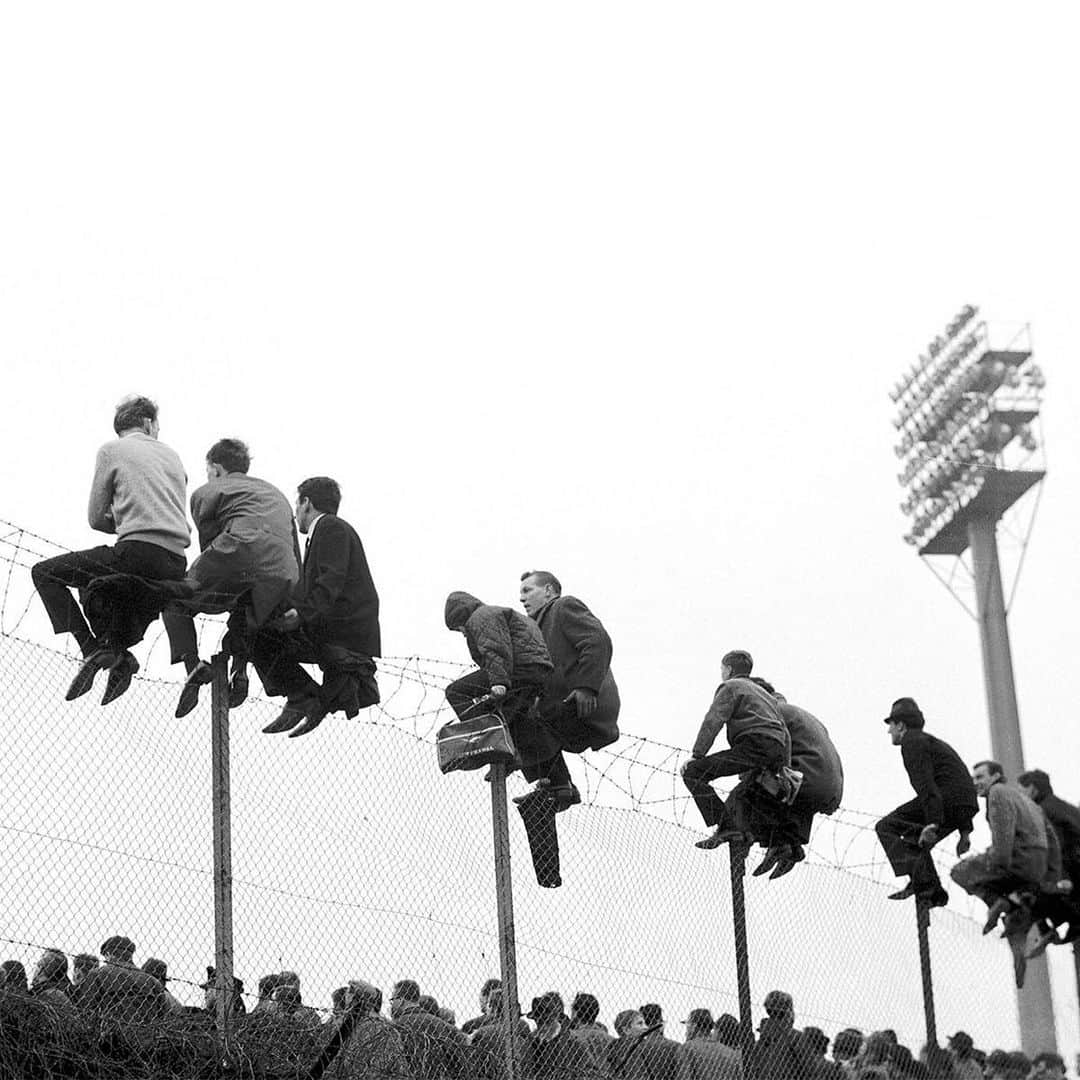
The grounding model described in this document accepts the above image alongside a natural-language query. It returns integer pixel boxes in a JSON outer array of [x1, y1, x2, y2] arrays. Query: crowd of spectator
[[0, 938, 1070, 1080]]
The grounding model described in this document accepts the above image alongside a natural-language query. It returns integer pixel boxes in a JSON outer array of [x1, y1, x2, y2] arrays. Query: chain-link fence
[[1, 517, 1075, 1079]]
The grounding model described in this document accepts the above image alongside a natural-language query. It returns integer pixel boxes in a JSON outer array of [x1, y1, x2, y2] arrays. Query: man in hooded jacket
[[444, 591, 558, 784]]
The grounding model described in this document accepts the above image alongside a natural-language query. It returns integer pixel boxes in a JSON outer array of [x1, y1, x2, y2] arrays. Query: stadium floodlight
[[890, 309, 1051, 1055]]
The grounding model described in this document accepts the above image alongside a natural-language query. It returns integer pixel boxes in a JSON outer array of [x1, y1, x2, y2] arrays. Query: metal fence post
[[210, 652, 235, 1048], [915, 898, 937, 1048], [729, 842, 756, 1078], [490, 761, 522, 1080]]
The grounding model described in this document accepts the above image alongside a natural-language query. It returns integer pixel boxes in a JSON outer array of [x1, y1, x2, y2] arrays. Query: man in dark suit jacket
[[519, 570, 620, 809], [875, 697, 979, 906], [255, 476, 381, 738]]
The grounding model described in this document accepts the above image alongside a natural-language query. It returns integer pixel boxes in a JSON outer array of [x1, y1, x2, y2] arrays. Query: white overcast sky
[[2, 0, 1079, 1050]]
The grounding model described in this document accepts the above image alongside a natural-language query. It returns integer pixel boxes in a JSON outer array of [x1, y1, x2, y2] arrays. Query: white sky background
[[2, 0, 1080, 1054]]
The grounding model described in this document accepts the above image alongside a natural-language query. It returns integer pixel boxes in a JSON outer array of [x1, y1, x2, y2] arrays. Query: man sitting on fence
[[444, 591, 560, 795], [681, 650, 794, 851], [31, 395, 190, 705], [254, 477, 381, 738], [875, 697, 978, 907], [162, 438, 300, 717], [727, 679, 843, 879], [519, 570, 621, 811], [951, 761, 1049, 942]]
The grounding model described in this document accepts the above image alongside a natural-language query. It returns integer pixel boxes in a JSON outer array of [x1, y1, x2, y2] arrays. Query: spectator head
[[257, 973, 282, 1002], [519, 571, 562, 617], [527, 992, 566, 1029], [1017, 770, 1052, 803], [684, 1008, 714, 1040], [439, 1007, 457, 1026], [113, 395, 159, 437], [972, 761, 1005, 797], [331, 987, 348, 1016], [100, 936, 136, 964], [614, 1009, 645, 1037], [884, 698, 925, 743], [346, 981, 383, 1016], [479, 977, 502, 1011], [0, 960, 28, 992], [571, 992, 600, 1026], [640, 1003, 664, 1029], [985, 1052, 1030, 1080], [802, 1027, 830, 1058], [278, 970, 301, 989], [390, 979, 420, 1019], [206, 438, 251, 477], [32, 949, 68, 988], [485, 988, 505, 1019], [714, 1014, 740, 1047], [880, 1030, 898, 1046], [946, 1032, 974, 1058], [297, 477, 341, 519], [141, 958, 168, 987], [1031, 1053, 1066, 1079], [862, 1032, 893, 1066], [891, 1045, 916, 1072], [72, 954, 99, 984], [833, 1028, 863, 1061], [763, 990, 793, 1019], [721, 650, 754, 679], [418, 994, 440, 1016]]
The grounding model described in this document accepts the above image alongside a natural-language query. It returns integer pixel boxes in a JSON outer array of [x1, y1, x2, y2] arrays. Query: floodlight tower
[[891, 306, 1052, 1054]]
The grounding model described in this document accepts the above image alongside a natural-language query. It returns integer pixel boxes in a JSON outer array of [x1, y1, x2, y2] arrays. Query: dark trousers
[[32, 541, 186, 652], [251, 628, 378, 715], [876, 798, 975, 893], [682, 734, 788, 829], [445, 671, 567, 784], [163, 605, 250, 668]]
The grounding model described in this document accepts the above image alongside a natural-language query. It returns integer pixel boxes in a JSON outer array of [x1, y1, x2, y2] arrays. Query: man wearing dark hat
[[874, 697, 978, 906], [526, 991, 593, 1080], [947, 1032, 983, 1080], [682, 649, 792, 850], [677, 1009, 741, 1080]]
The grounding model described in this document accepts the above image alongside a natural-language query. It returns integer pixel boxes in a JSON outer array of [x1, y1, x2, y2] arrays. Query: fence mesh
[[0, 517, 1073, 1079]]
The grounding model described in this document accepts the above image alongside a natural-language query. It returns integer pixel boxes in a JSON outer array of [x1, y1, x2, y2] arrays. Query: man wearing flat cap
[[526, 991, 593, 1080], [875, 697, 978, 906], [677, 1009, 741, 1080]]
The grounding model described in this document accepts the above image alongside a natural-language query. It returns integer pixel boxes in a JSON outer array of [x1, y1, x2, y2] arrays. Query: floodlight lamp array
[[892, 312, 1044, 548]]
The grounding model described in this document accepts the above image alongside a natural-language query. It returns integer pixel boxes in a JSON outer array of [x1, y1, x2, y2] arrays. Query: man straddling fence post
[[254, 476, 381, 738], [518, 570, 621, 811], [951, 761, 1050, 935], [162, 438, 300, 717], [681, 649, 793, 851], [31, 395, 190, 705], [443, 591, 555, 770], [875, 698, 978, 907]]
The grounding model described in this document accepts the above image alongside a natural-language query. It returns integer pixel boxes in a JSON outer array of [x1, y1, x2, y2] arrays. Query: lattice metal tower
[[891, 306, 1053, 1054]]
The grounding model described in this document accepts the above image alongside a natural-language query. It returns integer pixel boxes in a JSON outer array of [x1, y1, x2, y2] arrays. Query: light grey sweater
[[87, 432, 191, 556]]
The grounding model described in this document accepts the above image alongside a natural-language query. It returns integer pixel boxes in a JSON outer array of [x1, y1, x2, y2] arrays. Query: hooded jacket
[[445, 592, 552, 686]]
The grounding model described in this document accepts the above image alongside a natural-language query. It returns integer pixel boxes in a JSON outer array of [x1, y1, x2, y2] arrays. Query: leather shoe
[[983, 897, 1012, 934], [923, 887, 949, 909], [887, 883, 918, 901], [288, 700, 329, 739], [228, 671, 250, 710], [695, 827, 745, 850], [101, 652, 140, 706], [753, 846, 786, 877], [175, 661, 214, 718], [769, 854, 799, 879], [66, 646, 119, 701], [550, 783, 581, 813], [262, 704, 308, 734]]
